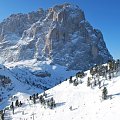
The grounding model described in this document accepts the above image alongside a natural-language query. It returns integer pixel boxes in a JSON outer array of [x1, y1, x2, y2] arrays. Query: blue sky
[[0, 0, 120, 59]]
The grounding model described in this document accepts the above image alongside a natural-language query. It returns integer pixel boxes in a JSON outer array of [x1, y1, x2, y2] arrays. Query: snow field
[[3, 69, 120, 120]]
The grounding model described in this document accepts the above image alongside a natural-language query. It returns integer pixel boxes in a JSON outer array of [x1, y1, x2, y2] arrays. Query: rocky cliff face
[[0, 3, 112, 70]]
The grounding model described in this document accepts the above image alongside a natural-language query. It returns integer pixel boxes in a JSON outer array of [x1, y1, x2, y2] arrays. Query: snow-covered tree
[[87, 77, 91, 87], [102, 87, 108, 100]]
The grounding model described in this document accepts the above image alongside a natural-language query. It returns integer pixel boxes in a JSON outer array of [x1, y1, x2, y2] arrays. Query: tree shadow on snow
[[56, 102, 66, 108], [108, 92, 120, 99], [101, 83, 109, 88], [46, 94, 53, 98]]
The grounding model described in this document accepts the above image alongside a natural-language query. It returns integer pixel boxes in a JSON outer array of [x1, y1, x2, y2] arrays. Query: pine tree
[[36, 93, 39, 99], [69, 76, 73, 83], [30, 96, 32, 100], [19, 101, 22, 107], [98, 80, 101, 89], [43, 92, 47, 98], [87, 77, 91, 87], [69, 106, 72, 111], [109, 74, 111, 80], [10, 102, 14, 114], [39, 95, 44, 104], [12, 106, 14, 114], [10, 102, 14, 109], [73, 79, 78, 86], [33, 94, 36, 104], [1, 112, 4, 120], [102, 87, 108, 100], [15, 100, 19, 107], [49, 97, 56, 109], [94, 80, 97, 86]]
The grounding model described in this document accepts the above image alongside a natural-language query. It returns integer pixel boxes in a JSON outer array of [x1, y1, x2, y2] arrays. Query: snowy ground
[[3, 69, 120, 120]]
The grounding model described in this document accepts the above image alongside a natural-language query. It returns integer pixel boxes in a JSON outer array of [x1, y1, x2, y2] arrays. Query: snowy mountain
[[2, 60, 120, 120], [0, 3, 116, 120], [0, 3, 112, 70], [0, 59, 78, 110]]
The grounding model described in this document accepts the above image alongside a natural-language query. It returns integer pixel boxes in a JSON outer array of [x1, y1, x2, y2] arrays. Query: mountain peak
[[52, 3, 78, 10], [0, 3, 112, 70]]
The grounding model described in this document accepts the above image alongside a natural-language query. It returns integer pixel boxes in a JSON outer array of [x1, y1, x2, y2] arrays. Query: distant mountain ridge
[[0, 3, 112, 70]]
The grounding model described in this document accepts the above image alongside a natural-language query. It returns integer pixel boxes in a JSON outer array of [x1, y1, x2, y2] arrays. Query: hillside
[[0, 63, 44, 111], [0, 59, 77, 110], [2, 60, 120, 120]]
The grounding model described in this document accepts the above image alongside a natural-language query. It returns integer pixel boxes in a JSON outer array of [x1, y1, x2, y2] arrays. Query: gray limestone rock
[[0, 3, 112, 70]]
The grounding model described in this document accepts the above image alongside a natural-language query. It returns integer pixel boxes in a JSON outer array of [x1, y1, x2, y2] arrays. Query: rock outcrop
[[0, 3, 112, 70]]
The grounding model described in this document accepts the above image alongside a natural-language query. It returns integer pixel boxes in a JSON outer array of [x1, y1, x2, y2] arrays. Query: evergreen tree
[[0, 110, 4, 120], [39, 95, 44, 104], [36, 93, 39, 99], [19, 101, 22, 107], [15, 100, 19, 107], [109, 74, 111, 80], [10, 102, 14, 109], [33, 94, 36, 104], [94, 80, 97, 86], [10, 102, 14, 114], [49, 97, 56, 109], [43, 92, 47, 98], [98, 80, 101, 89], [69, 76, 73, 83], [73, 79, 78, 86], [30, 96, 32, 100], [102, 87, 108, 100], [69, 106, 72, 111], [12, 106, 14, 114], [1, 112, 4, 120], [87, 77, 91, 87]]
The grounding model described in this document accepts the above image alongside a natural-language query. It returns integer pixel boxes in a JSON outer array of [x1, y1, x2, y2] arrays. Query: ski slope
[[3, 69, 120, 120]]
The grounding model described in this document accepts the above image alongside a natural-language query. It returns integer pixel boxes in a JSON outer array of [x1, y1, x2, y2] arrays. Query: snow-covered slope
[[0, 59, 77, 110], [0, 63, 44, 110], [3, 64, 120, 120], [5, 59, 77, 89]]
